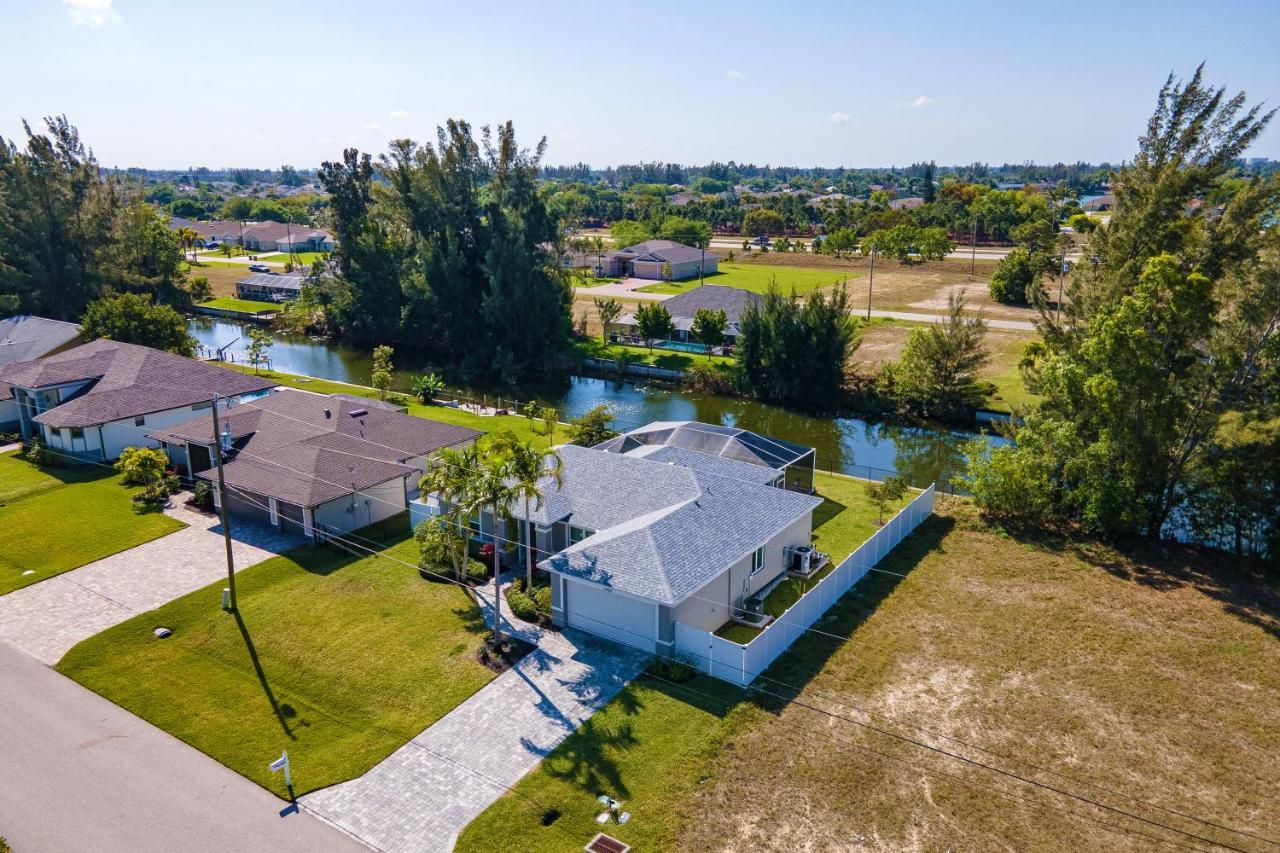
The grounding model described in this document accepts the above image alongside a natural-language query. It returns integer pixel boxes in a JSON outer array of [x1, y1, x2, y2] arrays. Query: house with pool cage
[[610, 284, 762, 349], [410, 420, 827, 654]]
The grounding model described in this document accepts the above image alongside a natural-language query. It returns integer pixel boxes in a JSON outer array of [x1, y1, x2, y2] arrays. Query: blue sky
[[2, 0, 1277, 169]]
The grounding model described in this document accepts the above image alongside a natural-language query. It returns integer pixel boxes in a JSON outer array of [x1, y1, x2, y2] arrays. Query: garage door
[[564, 579, 656, 652]]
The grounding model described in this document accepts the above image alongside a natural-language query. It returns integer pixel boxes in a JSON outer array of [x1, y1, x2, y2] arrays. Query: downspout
[[98, 425, 106, 461]]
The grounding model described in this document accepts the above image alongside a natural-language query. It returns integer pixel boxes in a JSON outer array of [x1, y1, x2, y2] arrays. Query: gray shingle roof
[[0, 315, 83, 366], [609, 240, 720, 265], [153, 388, 482, 507], [0, 339, 275, 428], [534, 444, 821, 605], [656, 284, 762, 324]]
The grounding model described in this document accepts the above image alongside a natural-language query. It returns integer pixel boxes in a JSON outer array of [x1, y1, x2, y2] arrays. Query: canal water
[[189, 317, 1008, 490]]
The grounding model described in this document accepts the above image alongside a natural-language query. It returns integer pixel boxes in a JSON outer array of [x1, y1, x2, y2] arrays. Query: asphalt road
[[0, 642, 367, 853]]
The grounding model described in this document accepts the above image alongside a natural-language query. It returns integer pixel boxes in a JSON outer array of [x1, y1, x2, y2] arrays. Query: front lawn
[[636, 263, 859, 296], [0, 453, 185, 594], [257, 251, 328, 267], [465, 501, 1280, 850], [199, 297, 280, 314], [572, 338, 737, 371], [58, 517, 499, 797], [455, 675, 750, 853]]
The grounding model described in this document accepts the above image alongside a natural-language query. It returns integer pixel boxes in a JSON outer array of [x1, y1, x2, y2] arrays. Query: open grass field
[[636, 262, 860, 296], [0, 451, 185, 595], [183, 263, 246, 298], [255, 251, 328, 267], [198, 297, 279, 314], [57, 517, 498, 798], [572, 337, 736, 371], [459, 499, 1280, 852]]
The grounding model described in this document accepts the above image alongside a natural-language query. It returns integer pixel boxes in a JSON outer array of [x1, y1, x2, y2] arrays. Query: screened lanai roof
[[594, 420, 814, 472]]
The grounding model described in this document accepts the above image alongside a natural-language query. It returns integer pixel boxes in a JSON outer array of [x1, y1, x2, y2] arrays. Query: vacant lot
[[637, 262, 860, 296], [184, 263, 245, 298], [854, 321, 1041, 413], [58, 518, 498, 798], [0, 451, 185, 595], [461, 501, 1279, 852]]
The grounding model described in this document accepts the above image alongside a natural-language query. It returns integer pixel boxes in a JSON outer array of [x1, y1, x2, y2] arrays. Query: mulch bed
[[477, 633, 535, 674]]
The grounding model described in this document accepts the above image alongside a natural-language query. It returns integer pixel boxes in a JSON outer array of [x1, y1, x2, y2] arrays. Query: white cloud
[[389, 109, 410, 120], [64, 0, 119, 27], [725, 69, 743, 79], [830, 111, 850, 125], [364, 121, 382, 132], [909, 95, 935, 109]]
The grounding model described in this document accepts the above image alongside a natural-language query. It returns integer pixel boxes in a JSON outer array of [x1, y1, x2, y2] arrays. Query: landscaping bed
[[0, 451, 185, 595], [57, 516, 499, 798]]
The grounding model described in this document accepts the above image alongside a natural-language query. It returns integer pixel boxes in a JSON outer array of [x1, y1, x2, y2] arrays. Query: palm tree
[[468, 457, 518, 648], [420, 444, 480, 581], [177, 227, 199, 263], [491, 430, 563, 589], [411, 373, 445, 405]]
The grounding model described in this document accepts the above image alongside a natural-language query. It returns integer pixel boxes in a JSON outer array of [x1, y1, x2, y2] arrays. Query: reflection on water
[[190, 317, 1006, 489]]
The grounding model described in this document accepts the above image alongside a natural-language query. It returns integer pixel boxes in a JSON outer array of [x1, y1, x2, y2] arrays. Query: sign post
[[270, 751, 292, 790]]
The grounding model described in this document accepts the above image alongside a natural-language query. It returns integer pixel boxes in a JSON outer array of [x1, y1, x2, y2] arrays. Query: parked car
[[248, 264, 270, 273], [206, 241, 221, 250]]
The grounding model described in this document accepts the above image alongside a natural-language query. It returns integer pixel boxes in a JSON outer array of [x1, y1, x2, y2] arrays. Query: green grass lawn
[[256, 251, 328, 267], [637, 263, 859, 296], [455, 675, 751, 853], [199, 297, 280, 314], [570, 271, 622, 288], [0, 453, 185, 594], [573, 338, 736, 371], [57, 517, 498, 797]]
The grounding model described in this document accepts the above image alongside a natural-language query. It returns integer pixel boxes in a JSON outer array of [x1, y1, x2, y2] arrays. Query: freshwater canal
[[189, 317, 1008, 490]]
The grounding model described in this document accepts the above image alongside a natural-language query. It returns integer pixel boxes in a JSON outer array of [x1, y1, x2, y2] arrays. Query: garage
[[563, 579, 656, 652]]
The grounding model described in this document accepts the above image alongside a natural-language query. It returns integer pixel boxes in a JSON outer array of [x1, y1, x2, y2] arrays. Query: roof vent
[[348, 408, 367, 417]]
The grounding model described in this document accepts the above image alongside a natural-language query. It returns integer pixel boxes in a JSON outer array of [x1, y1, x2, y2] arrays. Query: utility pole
[[699, 244, 705, 286], [1056, 249, 1067, 325], [210, 395, 237, 611], [969, 218, 978, 281], [866, 246, 876, 321]]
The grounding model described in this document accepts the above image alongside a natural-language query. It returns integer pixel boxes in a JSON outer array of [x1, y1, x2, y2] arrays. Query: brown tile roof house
[[0, 339, 275, 461], [149, 389, 482, 538], [0, 339, 273, 429]]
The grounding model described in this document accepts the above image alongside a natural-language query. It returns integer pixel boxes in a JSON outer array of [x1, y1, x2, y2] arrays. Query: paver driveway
[[302, 595, 649, 853], [0, 497, 298, 664]]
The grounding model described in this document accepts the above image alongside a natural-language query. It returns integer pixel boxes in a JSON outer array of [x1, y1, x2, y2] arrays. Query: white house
[[0, 339, 275, 461], [411, 421, 824, 654]]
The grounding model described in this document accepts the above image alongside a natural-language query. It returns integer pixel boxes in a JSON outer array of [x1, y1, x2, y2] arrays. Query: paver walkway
[[302, 587, 650, 853], [0, 496, 298, 664]]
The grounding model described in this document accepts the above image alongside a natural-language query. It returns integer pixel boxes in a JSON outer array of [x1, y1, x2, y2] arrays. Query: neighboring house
[[1083, 192, 1115, 212], [888, 196, 925, 210], [242, 221, 334, 253], [410, 420, 823, 654], [0, 339, 275, 461], [171, 217, 243, 247], [0, 315, 86, 433], [807, 192, 849, 208], [236, 273, 307, 301], [612, 284, 762, 345], [599, 240, 719, 281], [150, 388, 482, 541]]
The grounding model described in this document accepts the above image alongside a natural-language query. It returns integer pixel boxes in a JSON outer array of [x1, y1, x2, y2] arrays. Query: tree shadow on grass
[[747, 514, 955, 714], [233, 609, 299, 739], [996, 510, 1280, 641]]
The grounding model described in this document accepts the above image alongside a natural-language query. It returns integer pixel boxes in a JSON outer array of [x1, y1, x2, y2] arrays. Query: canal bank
[[189, 317, 1008, 490]]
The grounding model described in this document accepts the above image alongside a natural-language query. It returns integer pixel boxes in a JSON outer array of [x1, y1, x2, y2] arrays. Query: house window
[[134, 415, 146, 427], [569, 525, 594, 544], [750, 545, 766, 575]]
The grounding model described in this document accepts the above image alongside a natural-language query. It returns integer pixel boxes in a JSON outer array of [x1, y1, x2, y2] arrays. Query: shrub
[[26, 437, 64, 468], [116, 445, 170, 486], [505, 587, 540, 622], [191, 480, 214, 510], [532, 584, 552, 613], [684, 361, 740, 394], [466, 559, 489, 583], [646, 652, 699, 683], [960, 438, 1054, 524]]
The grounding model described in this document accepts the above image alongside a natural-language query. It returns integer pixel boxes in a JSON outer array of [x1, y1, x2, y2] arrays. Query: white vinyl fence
[[673, 484, 936, 687]]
